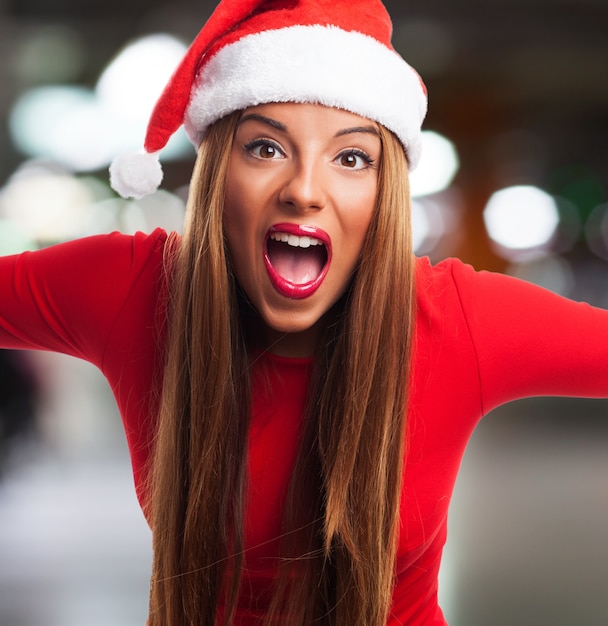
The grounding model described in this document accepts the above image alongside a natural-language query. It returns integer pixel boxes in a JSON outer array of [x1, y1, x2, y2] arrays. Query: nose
[[278, 157, 326, 212]]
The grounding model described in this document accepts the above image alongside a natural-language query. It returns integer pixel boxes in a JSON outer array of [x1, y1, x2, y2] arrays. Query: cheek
[[343, 193, 376, 251], [341, 173, 377, 217]]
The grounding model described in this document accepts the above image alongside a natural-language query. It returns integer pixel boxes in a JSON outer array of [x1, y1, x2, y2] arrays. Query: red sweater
[[1, 228, 607, 624]]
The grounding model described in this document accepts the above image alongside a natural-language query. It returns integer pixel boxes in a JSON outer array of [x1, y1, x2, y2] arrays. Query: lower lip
[[264, 225, 331, 300]]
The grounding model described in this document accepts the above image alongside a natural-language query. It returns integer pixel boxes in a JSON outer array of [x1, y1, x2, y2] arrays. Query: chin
[[264, 311, 322, 335], [264, 300, 333, 332]]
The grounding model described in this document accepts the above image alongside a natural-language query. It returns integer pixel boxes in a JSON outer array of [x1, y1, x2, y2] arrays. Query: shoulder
[[412, 256, 480, 369], [415, 254, 482, 289], [414, 255, 476, 316], [33, 228, 176, 291], [414, 255, 529, 316], [45, 227, 172, 266]]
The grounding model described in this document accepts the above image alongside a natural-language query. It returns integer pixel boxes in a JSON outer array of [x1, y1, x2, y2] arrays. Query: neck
[[246, 308, 340, 359]]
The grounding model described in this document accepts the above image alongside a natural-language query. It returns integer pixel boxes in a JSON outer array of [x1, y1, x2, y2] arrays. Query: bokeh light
[[0, 161, 108, 242], [412, 197, 449, 256], [8, 34, 191, 173], [9, 86, 117, 171], [410, 130, 459, 198], [483, 185, 560, 258], [0, 218, 37, 255], [0, 159, 186, 244]]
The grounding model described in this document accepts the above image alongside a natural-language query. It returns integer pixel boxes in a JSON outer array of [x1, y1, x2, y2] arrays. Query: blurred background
[[0, 0, 607, 624]]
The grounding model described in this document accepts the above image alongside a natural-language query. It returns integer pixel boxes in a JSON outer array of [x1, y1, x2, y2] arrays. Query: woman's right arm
[[0, 228, 169, 368]]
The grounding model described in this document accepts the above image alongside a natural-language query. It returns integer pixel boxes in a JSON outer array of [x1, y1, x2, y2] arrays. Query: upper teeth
[[270, 232, 324, 248]]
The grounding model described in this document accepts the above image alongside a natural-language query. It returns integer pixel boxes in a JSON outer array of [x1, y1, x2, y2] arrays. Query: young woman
[[1, 1, 607, 625]]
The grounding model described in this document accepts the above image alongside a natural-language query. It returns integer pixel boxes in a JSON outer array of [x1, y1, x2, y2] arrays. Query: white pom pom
[[109, 150, 164, 199]]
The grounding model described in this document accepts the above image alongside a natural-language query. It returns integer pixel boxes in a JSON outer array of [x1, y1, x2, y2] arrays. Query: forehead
[[238, 102, 380, 133]]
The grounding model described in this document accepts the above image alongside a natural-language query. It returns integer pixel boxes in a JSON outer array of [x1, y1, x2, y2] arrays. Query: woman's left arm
[[450, 261, 608, 413]]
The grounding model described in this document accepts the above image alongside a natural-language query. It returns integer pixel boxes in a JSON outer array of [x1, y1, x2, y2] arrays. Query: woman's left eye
[[336, 150, 374, 170]]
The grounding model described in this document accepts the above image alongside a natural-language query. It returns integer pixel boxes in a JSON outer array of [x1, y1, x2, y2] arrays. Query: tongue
[[267, 240, 326, 284]]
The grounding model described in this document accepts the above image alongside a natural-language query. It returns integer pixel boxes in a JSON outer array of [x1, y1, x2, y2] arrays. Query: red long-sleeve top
[[1, 228, 607, 624]]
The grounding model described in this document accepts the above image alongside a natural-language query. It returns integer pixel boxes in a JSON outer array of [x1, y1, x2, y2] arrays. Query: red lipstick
[[264, 223, 332, 299]]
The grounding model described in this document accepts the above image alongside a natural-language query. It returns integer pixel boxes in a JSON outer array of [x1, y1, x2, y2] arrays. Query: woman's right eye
[[245, 140, 285, 160]]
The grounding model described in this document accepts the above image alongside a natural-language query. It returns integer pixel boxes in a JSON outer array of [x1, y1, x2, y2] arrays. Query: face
[[224, 102, 381, 356]]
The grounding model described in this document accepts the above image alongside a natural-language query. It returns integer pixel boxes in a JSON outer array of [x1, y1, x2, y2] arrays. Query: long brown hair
[[148, 109, 415, 626]]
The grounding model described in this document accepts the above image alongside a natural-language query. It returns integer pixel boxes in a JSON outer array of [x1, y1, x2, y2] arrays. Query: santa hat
[[109, 0, 428, 199]]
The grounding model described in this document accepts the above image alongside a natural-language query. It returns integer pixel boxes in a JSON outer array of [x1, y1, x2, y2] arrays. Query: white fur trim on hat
[[185, 25, 428, 169]]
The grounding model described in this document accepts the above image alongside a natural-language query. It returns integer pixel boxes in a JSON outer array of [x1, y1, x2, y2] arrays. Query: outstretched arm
[[0, 228, 169, 368], [450, 260, 608, 412]]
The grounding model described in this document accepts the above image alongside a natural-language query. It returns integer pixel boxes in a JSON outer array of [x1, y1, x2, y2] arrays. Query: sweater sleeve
[[448, 259, 608, 414], [0, 228, 169, 369]]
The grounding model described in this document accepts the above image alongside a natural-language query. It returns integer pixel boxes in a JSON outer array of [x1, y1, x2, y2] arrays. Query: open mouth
[[264, 224, 331, 299]]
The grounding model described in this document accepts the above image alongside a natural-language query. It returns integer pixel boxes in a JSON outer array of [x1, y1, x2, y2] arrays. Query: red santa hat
[[109, 0, 428, 199]]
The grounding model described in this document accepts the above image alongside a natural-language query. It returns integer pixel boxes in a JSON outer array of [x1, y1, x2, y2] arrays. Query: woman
[[1, 1, 607, 625]]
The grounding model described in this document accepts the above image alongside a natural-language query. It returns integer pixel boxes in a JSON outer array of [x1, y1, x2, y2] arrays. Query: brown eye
[[341, 153, 358, 168], [246, 140, 284, 160], [337, 149, 373, 170], [259, 144, 277, 159]]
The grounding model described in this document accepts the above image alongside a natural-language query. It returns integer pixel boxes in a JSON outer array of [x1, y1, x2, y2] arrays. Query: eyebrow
[[238, 113, 287, 131], [334, 125, 381, 139], [238, 114, 380, 139]]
